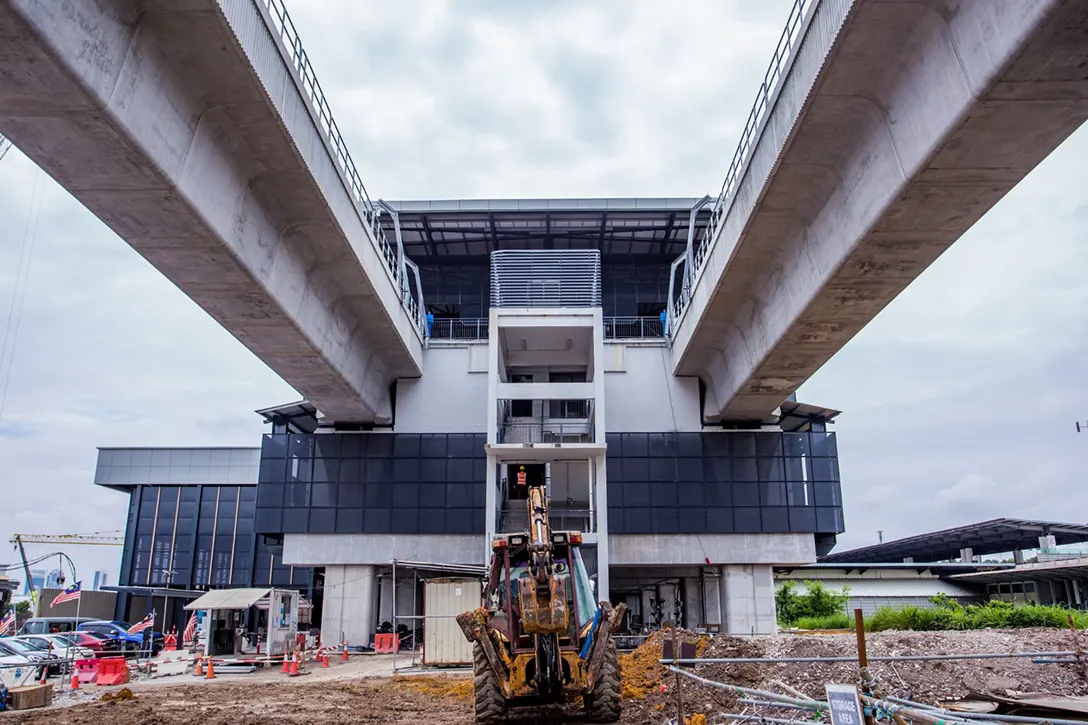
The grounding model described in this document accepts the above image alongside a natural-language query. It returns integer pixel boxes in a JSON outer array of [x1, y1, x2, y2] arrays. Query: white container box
[[423, 578, 482, 666]]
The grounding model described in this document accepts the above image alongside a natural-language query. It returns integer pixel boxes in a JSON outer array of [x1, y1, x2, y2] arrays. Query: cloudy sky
[[0, 0, 1086, 585]]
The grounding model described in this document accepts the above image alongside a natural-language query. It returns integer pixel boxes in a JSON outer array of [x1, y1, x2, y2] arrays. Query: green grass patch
[[792, 613, 853, 630]]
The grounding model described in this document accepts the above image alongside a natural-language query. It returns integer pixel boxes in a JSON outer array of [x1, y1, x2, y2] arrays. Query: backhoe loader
[[457, 477, 626, 723]]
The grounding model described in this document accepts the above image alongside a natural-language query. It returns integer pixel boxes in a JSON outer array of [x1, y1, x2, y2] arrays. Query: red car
[[65, 630, 113, 654]]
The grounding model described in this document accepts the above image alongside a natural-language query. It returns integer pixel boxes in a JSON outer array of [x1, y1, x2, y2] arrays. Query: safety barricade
[[96, 657, 130, 687]]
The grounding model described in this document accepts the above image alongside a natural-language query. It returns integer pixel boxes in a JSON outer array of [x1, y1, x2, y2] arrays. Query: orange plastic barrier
[[75, 658, 99, 684], [373, 634, 400, 654], [96, 657, 130, 686]]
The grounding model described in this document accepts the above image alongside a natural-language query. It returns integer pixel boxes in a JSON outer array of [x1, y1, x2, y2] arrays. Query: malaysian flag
[[0, 609, 14, 636], [183, 612, 198, 644], [127, 611, 155, 635], [50, 581, 82, 608]]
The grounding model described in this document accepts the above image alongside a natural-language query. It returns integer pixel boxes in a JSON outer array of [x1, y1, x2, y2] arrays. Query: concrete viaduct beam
[[674, 0, 1088, 422], [0, 0, 423, 423]]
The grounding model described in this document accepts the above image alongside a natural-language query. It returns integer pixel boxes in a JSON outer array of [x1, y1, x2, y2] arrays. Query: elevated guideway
[[670, 0, 1088, 422], [0, 0, 425, 423]]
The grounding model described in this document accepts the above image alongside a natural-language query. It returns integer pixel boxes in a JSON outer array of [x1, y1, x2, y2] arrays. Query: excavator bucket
[[517, 572, 570, 635]]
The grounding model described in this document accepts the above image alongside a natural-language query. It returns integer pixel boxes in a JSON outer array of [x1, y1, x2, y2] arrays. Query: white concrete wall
[[283, 534, 482, 567], [395, 345, 488, 433], [611, 533, 815, 567], [603, 344, 702, 432], [719, 564, 777, 634], [323, 564, 377, 647]]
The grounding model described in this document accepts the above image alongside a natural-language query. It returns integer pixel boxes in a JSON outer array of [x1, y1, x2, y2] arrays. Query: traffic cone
[[70, 671, 80, 690], [194, 656, 204, 677], [205, 658, 216, 680], [288, 652, 299, 677], [39, 666, 48, 685], [281, 654, 290, 674], [341, 644, 349, 662], [321, 652, 329, 668]]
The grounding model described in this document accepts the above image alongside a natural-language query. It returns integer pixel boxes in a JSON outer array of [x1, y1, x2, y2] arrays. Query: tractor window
[[571, 548, 597, 628]]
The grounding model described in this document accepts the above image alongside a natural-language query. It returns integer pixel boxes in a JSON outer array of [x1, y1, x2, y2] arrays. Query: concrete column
[[959, 548, 974, 563], [485, 454, 498, 562], [718, 564, 776, 634], [682, 577, 704, 630], [378, 574, 393, 625], [1014, 550, 1025, 565], [322, 564, 377, 647], [1039, 534, 1057, 550], [640, 589, 654, 630], [594, 455, 610, 602]]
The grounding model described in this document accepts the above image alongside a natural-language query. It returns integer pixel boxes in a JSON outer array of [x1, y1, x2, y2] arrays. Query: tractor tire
[[473, 642, 507, 724], [584, 639, 622, 722]]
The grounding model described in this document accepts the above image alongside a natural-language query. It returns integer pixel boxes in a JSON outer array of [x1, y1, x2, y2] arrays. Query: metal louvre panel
[[490, 250, 602, 308]]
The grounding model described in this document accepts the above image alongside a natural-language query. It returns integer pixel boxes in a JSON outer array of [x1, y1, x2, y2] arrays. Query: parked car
[[0, 638, 50, 678], [18, 617, 96, 635], [78, 620, 163, 654], [64, 630, 114, 654], [17, 635, 95, 664]]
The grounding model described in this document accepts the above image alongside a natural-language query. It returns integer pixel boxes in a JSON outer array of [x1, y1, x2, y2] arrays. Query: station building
[[94, 199, 845, 644]]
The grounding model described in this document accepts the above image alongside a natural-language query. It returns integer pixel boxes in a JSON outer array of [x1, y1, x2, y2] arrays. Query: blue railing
[[671, 0, 818, 334], [254, 0, 424, 337]]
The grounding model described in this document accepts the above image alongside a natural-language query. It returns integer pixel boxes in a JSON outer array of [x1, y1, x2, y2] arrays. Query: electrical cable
[[0, 166, 45, 424]]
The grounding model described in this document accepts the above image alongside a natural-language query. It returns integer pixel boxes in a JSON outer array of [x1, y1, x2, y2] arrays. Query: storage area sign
[[826, 684, 864, 725]]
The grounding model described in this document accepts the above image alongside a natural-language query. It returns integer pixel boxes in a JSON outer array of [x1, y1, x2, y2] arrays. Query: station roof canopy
[[820, 519, 1088, 564], [184, 587, 273, 611], [952, 557, 1088, 585], [379, 197, 711, 261]]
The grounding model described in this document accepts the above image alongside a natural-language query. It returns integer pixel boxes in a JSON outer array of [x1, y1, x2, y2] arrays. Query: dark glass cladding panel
[[314, 435, 341, 459], [340, 435, 363, 458], [649, 458, 676, 482], [420, 482, 446, 507], [309, 508, 335, 534], [651, 508, 678, 533], [677, 483, 704, 507], [366, 435, 394, 458], [420, 434, 447, 458], [625, 508, 651, 533], [810, 432, 837, 458], [648, 433, 675, 458], [421, 459, 446, 482], [783, 433, 809, 457], [622, 458, 648, 482], [419, 509, 444, 533], [313, 458, 339, 482], [761, 507, 790, 532], [391, 509, 417, 533], [732, 458, 758, 482], [755, 434, 783, 457], [285, 482, 310, 508], [676, 433, 702, 457], [605, 433, 622, 454], [339, 483, 364, 508], [788, 507, 817, 532], [757, 457, 784, 483], [288, 435, 314, 459], [705, 481, 731, 507], [282, 508, 308, 533], [622, 434, 648, 457], [733, 507, 762, 533], [447, 509, 475, 534], [733, 483, 759, 506], [366, 483, 393, 507], [262, 434, 288, 458], [676, 458, 702, 481], [650, 482, 677, 506], [704, 457, 731, 482], [624, 482, 649, 507], [286, 456, 311, 483], [811, 457, 839, 482], [816, 507, 844, 533], [730, 433, 756, 457], [394, 458, 420, 482], [703, 434, 729, 456], [367, 459, 394, 482], [447, 434, 476, 458], [393, 483, 420, 508], [339, 458, 362, 483], [311, 483, 337, 507], [365, 509, 392, 533], [447, 459, 474, 482], [707, 508, 733, 533], [336, 509, 362, 534], [678, 508, 706, 533], [394, 435, 420, 458]]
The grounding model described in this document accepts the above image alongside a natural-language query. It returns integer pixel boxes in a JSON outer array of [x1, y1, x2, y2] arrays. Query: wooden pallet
[[7, 683, 54, 710]]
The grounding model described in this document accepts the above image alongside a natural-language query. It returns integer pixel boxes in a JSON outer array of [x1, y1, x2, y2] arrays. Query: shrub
[[863, 599, 1088, 632], [794, 613, 853, 630], [776, 580, 851, 626]]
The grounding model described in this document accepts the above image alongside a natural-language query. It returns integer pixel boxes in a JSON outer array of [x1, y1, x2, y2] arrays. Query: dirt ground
[[5, 629, 1087, 724]]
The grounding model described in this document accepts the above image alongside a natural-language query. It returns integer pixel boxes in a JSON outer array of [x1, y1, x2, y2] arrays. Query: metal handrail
[[497, 421, 595, 445], [604, 316, 665, 339], [253, 0, 425, 337], [669, 0, 817, 334], [498, 508, 594, 533], [429, 318, 490, 340]]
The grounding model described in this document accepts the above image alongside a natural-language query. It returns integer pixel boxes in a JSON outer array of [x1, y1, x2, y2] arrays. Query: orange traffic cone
[[70, 671, 80, 690], [194, 656, 204, 677], [288, 652, 299, 677], [39, 667, 47, 685], [205, 657, 216, 680], [281, 654, 290, 674], [341, 644, 349, 662], [321, 652, 329, 668]]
